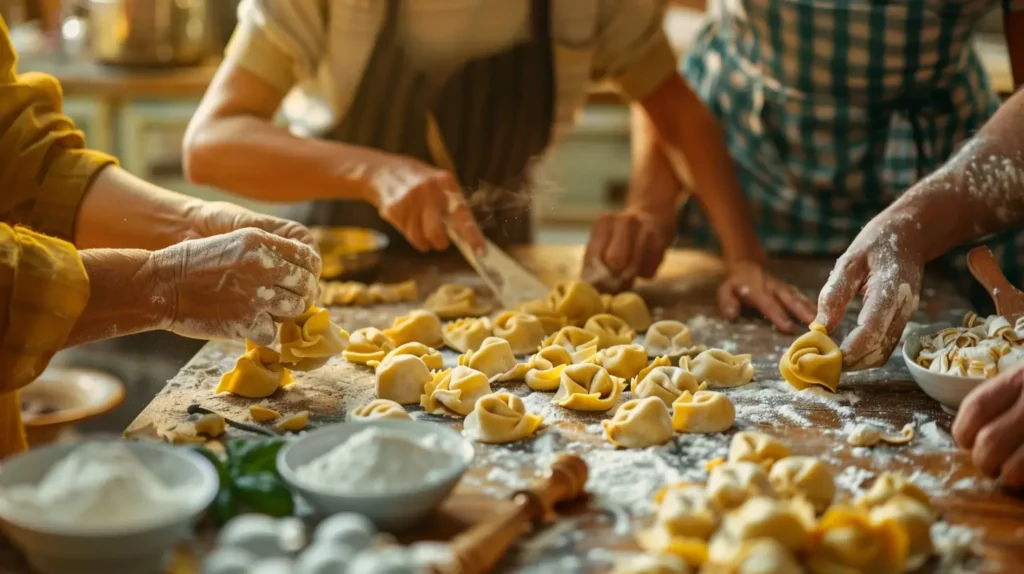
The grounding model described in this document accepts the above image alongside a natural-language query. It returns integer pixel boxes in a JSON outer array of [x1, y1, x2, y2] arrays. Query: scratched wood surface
[[4, 246, 1021, 573]]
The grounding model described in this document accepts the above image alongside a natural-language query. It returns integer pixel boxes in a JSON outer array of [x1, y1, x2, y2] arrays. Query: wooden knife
[[425, 113, 550, 309]]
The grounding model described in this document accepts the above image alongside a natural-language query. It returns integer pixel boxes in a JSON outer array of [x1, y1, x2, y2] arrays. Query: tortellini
[[704, 537, 801, 574], [632, 366, 701, 406], [552, 363, 624, 411], [780, 322, 843, 392], [421, 366, 493, 417], [705, 461, 774, 510], [546, 280, 603, 326], [458, 337, 528, 381], [279, 306, 350, 371], [727, 432, 791, 469], [867, 495, 935, 570], [216, 341, 294, 398], [584, 313, 637, 349], [442, 317, 492, 353], [602, 398, 674, 448], [713, 496, 814, 555], [847, 422, 915, 447], [671, 390, 735, 434], [463, 392, 543, 443], [687, 349, 755, 388], [523, 346, 574, 391], [367, 280, 418, 304], [542, 326, 599, 362], [375, 354, 432, 405], [601, 291, 652, 332], [644, 320, 703, 358], [855, 473, 931, 512], [492, 311, 546, 355], [589, 344, 650, 380], [423, 284, 491, 319], [517, 299, 566, 334], [320, 280, 418, 306], [372, 342, 445, 371], [653, 483, 719, 540], [767, 456, 835, 512], [804, 505, 908, 574], [342, 327, 394, 365], [384, 310, 444, 348], [349, 399, 411, 421]]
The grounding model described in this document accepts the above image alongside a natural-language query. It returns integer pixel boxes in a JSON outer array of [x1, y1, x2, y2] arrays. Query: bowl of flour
[[0, 440, 219, 574], [277, 420, 473, 530]]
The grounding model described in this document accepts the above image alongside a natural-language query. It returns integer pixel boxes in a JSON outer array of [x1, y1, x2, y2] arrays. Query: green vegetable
[[234, 472, 295, 517], [189, 438, 294, 524]]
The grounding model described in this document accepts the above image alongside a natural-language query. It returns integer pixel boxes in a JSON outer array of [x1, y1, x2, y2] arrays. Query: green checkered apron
[[682, 0, 1023, 288]]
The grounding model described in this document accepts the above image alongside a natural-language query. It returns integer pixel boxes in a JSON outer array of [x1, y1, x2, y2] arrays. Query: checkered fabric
[[680, 0, 1023, 286]]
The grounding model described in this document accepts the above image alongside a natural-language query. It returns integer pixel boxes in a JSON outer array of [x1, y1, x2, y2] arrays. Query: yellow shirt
[[0, 15, 115, 458]]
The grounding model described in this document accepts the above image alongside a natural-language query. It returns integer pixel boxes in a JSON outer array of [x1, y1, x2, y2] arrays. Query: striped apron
[[681, 0, 1024, 293], [308, 0, 555, 250]]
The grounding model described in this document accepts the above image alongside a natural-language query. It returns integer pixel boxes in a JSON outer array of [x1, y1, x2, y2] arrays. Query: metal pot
[[85, 0, 212, 67]]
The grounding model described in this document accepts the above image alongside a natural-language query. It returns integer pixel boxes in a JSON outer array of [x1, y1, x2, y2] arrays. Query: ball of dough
[[384, 310, 444, 348], [602, 397, 674, 448], [688, 349, 755, 388], [767, 456, 835, 512], [463, 392, 543, 443], [602, 291, 653, 332], [584, 313, 637, 349], [492, 311, 546, 355], [375, 354, 432, 405], [779, 322, 842, 392], [727, 431, 790, 469], [705, 461, 775, 510], [546, 280, 604, 326], [421, 366, 493, 416], [552, 363, 625, 411], [349, 399, 411, 421], [633, 366, 701, 406], [671, 390, 734, 434]]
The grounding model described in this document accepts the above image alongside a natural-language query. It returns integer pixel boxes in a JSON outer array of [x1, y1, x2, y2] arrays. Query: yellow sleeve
[[0, 15, 117, 243], [0, 224, 90, 458]]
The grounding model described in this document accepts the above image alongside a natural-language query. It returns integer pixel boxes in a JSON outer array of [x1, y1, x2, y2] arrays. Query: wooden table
[[110, 246, 1024, 572]]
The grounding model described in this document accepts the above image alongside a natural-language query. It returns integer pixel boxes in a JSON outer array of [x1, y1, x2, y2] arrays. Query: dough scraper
[[425, 113, 551, 309]]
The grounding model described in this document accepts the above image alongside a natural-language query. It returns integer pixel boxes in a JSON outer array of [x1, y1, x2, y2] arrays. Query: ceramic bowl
[[312, 226, 389, 281], [903, 334, 986, 414], [20, 367, 125, 446], [0, 440, 219, 574], [277, 420, 473, 531]]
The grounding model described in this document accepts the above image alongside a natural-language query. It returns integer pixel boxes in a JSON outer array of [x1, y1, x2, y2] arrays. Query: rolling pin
[[439, 454, 589, 574]]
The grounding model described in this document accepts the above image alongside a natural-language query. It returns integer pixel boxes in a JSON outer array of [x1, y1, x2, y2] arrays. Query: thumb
[[815, 254, 867, 332]]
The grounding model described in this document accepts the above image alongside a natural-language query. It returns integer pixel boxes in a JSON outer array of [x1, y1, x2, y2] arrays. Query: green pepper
[[234, 472, 295, 517], [211, 486, 239, 526], [226, 438, 286, 475]]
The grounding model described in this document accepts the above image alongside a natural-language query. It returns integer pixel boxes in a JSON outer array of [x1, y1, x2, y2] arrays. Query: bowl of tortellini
[[312, 226, 390, 281], [902, 312, 1024, 413]]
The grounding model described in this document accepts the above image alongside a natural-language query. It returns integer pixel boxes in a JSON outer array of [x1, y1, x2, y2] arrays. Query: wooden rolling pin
[[440, 454, 589, 574]]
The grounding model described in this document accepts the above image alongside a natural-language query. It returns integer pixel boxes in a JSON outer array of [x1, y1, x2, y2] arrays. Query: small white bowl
[[0, 440, 218, 574], [903, 335, 986, 414], [277, 420, 473, 531]]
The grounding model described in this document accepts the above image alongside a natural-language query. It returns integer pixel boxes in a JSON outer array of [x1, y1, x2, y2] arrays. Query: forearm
[[883, 90, 1024, 262], [75, 167, 197, 250], [67, 249, 168, 347], [627, 103, 684, 215], [640, 75, 765, 265], [184, 115, 406, 206]]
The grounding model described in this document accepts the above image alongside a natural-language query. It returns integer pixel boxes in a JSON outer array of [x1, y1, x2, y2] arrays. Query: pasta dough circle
[[780, 322, 842, 392], [602, 397, 674, 448], [671, 390, 734, 434], [463, 392, 543, 443], [552, 363, 624, 411], [349, 399, 411, 421]]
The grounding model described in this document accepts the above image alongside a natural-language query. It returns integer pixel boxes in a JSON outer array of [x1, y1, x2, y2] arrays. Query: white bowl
[[277, 420, 473, 531], [903, 335, 986, 414], [0, 440, 219, 574]]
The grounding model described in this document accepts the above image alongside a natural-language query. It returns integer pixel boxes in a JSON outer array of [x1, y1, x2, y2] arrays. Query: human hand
[[581, 208, 677, 290], [952, 365, 1024, 487], [183, 200, 316, 247], [718, 261, 816, 334], [370, 160, 486, 254], [148, 228, 321, 345], [815, 218, 924, 370]]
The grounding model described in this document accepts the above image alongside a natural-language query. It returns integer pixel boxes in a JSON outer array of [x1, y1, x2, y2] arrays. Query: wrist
[[141, 248, 179, 331]]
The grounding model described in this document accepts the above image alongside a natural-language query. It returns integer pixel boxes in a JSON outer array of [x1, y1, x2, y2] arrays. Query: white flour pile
[[0, 442, 187, 530], [295, 428, 458, 494]]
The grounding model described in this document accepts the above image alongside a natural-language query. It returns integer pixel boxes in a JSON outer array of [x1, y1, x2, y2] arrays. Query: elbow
[[182, 119, 222, 187]]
